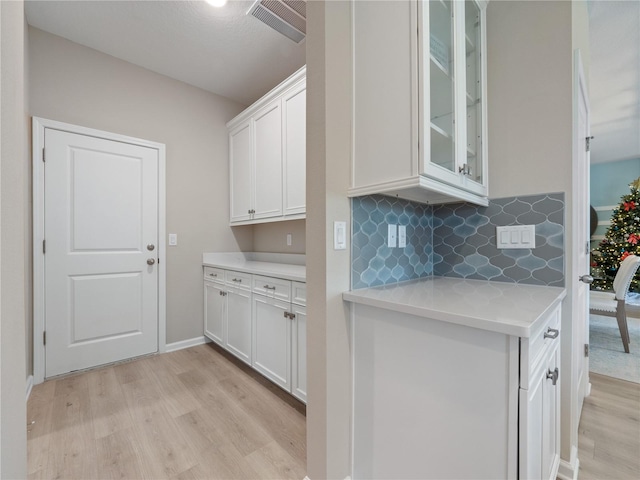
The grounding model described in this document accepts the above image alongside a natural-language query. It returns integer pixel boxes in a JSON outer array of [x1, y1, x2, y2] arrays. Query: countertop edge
[[202, 260, 306, 283], [343, 284, 567, 338]]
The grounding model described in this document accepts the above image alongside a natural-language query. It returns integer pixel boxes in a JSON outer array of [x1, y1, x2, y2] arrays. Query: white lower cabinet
[[203, 267, 251, 365], [204, 267, 225, 347], [350, 301, 561, 479], [225, 286, 252, 365], [519, 310, 561, 480], [290, 302, 307, 402], [252, 295, 291, 390], [251, 276, 307, 403], [203, 266, 306, 403]]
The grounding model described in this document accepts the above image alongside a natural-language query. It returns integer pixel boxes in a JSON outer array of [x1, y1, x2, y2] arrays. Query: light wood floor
[[27, 343, 307, 480], [578, 373, 640, 479]]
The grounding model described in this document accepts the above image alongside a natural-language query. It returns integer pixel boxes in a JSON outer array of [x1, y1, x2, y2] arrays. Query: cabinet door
[[229, 121, 253, 223], [291, 304, 306, 403], [226, 287, 252, 365], [252, 295, 291, 391], [204, 281, 225, 347], [520, 346, 561, 480], [282, 81, 306, 216], [253, 103, 283, 220], [542, 348, 560, 480], [420, 0, 487, 197]]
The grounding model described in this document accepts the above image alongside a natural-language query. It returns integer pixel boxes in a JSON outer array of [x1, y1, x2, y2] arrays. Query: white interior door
[[44, 128, 159, 378], [573, 52, 591, 415]]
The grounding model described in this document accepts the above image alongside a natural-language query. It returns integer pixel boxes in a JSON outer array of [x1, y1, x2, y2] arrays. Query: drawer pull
[[283, 312, 296, 319], [263, 285, 276, 290], [208, 273, 217, 277], [546, 367, 559, 386], [544, 328, 559, 339], [232, 278, 242, 283]]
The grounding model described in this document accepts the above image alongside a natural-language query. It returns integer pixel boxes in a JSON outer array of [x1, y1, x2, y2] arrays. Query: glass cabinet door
[[464, 0, 483, 185], [428, 0, 456, 173]]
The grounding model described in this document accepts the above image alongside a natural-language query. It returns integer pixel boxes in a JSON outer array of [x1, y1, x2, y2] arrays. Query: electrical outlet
[[398, 225, 406, 247], [287, 233, 292, 246], [387, 224, 397, 248], [334, 221, 346, 250]]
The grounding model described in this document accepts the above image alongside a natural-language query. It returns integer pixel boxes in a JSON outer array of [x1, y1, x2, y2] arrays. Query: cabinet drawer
[[292, 281, 306, 306], [225, 270, 252, 291], [253, 275, 291, 302], [521, 306, 561, 388], [204, 266, 225, 283]]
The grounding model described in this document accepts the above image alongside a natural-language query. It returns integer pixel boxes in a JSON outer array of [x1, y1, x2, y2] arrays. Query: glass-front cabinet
[[351, 0, 488, 206], [421, 0, 487, 198]]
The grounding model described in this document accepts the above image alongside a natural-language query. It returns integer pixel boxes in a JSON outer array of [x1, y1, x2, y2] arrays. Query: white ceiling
[[24, 0, 306, 106], [588, 0, 640, 164], [24, 1, 639, 164]]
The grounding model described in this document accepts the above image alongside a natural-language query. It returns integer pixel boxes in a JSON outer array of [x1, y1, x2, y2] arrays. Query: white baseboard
[[26, 375, 34, 401], [557, 448, 579, 480], [165, 336, 209, 353]]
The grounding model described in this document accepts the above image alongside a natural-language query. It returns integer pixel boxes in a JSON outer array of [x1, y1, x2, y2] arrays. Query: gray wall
[[28, 27, 254, 346], [1, 0, 29, 477]]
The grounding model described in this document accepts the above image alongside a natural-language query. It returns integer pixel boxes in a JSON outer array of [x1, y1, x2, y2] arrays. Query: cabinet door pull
[[263, 285, 276, 290], [544, 328, 559, 339], [546, 367, 559, 386]]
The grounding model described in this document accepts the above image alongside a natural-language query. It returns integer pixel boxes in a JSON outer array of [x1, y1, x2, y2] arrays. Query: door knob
[[147, 258, 156, 265], [147, 244, 155, 251], [579, 274, 594, 284]]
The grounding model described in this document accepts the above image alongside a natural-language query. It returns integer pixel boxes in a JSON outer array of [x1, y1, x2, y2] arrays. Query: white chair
[[590, 254, 640, 354]]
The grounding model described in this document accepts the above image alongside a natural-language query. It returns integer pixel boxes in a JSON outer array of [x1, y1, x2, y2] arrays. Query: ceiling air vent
[[247, 0, 306, 44]]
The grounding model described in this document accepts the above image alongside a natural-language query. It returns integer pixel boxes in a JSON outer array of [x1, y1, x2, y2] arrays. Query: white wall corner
[[557, 446, 580, 480], [25, 375, 34, 402]]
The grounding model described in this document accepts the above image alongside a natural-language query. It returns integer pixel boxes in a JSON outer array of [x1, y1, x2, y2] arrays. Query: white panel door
[[282, 81, 306, 216], [573, 52, 591, 418], [44, 128, 159, 377], [253, 103, 283, 220], [252, 295, 291, 390]]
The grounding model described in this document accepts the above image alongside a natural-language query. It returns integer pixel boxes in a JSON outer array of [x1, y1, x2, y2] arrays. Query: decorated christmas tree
[[591, 177, 640, 293]]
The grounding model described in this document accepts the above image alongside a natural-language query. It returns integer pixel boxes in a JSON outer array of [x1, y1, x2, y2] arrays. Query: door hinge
[[42, 239, 46, 254], [43, 331, 46, 346], [585, 136, 594, 152], [42, 148, 45, 162], [584, 344, 589, 357]]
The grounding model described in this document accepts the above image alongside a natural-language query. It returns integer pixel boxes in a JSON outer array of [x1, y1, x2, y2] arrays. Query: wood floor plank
[[86, 366, 136, 440], [245, 440, 307, 480], [578, 373, 640, 480], [28, 343, 307, 479]]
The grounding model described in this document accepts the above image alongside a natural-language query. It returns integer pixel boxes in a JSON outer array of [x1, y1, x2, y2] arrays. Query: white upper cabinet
[[352, 0, 488, 206], [253, 102, 284, 220], [229, 121, 253, 223], [228, 67, 306, 225], [283, 80, 307, 216]]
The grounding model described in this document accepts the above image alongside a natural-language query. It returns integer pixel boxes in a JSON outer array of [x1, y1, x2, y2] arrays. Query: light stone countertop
[[202, 252, 306, 283], [343, 277, 567, 338]]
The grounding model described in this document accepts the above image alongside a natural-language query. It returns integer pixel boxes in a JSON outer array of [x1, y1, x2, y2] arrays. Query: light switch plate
[[334, 221, 346, 250], [387, 224, 397, 248], [169, 233, 177, 246], [496, 225, 536, 249]]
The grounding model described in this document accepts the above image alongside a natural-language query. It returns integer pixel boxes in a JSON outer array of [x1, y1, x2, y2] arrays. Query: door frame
[[32, 117, 167, 384]]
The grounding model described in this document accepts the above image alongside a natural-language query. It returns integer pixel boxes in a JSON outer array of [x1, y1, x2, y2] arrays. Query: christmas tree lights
[[591, 177, 640, 293]]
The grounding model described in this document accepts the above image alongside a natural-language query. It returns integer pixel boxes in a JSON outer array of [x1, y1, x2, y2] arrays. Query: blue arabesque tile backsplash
[[351, 193, 565, 289]]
